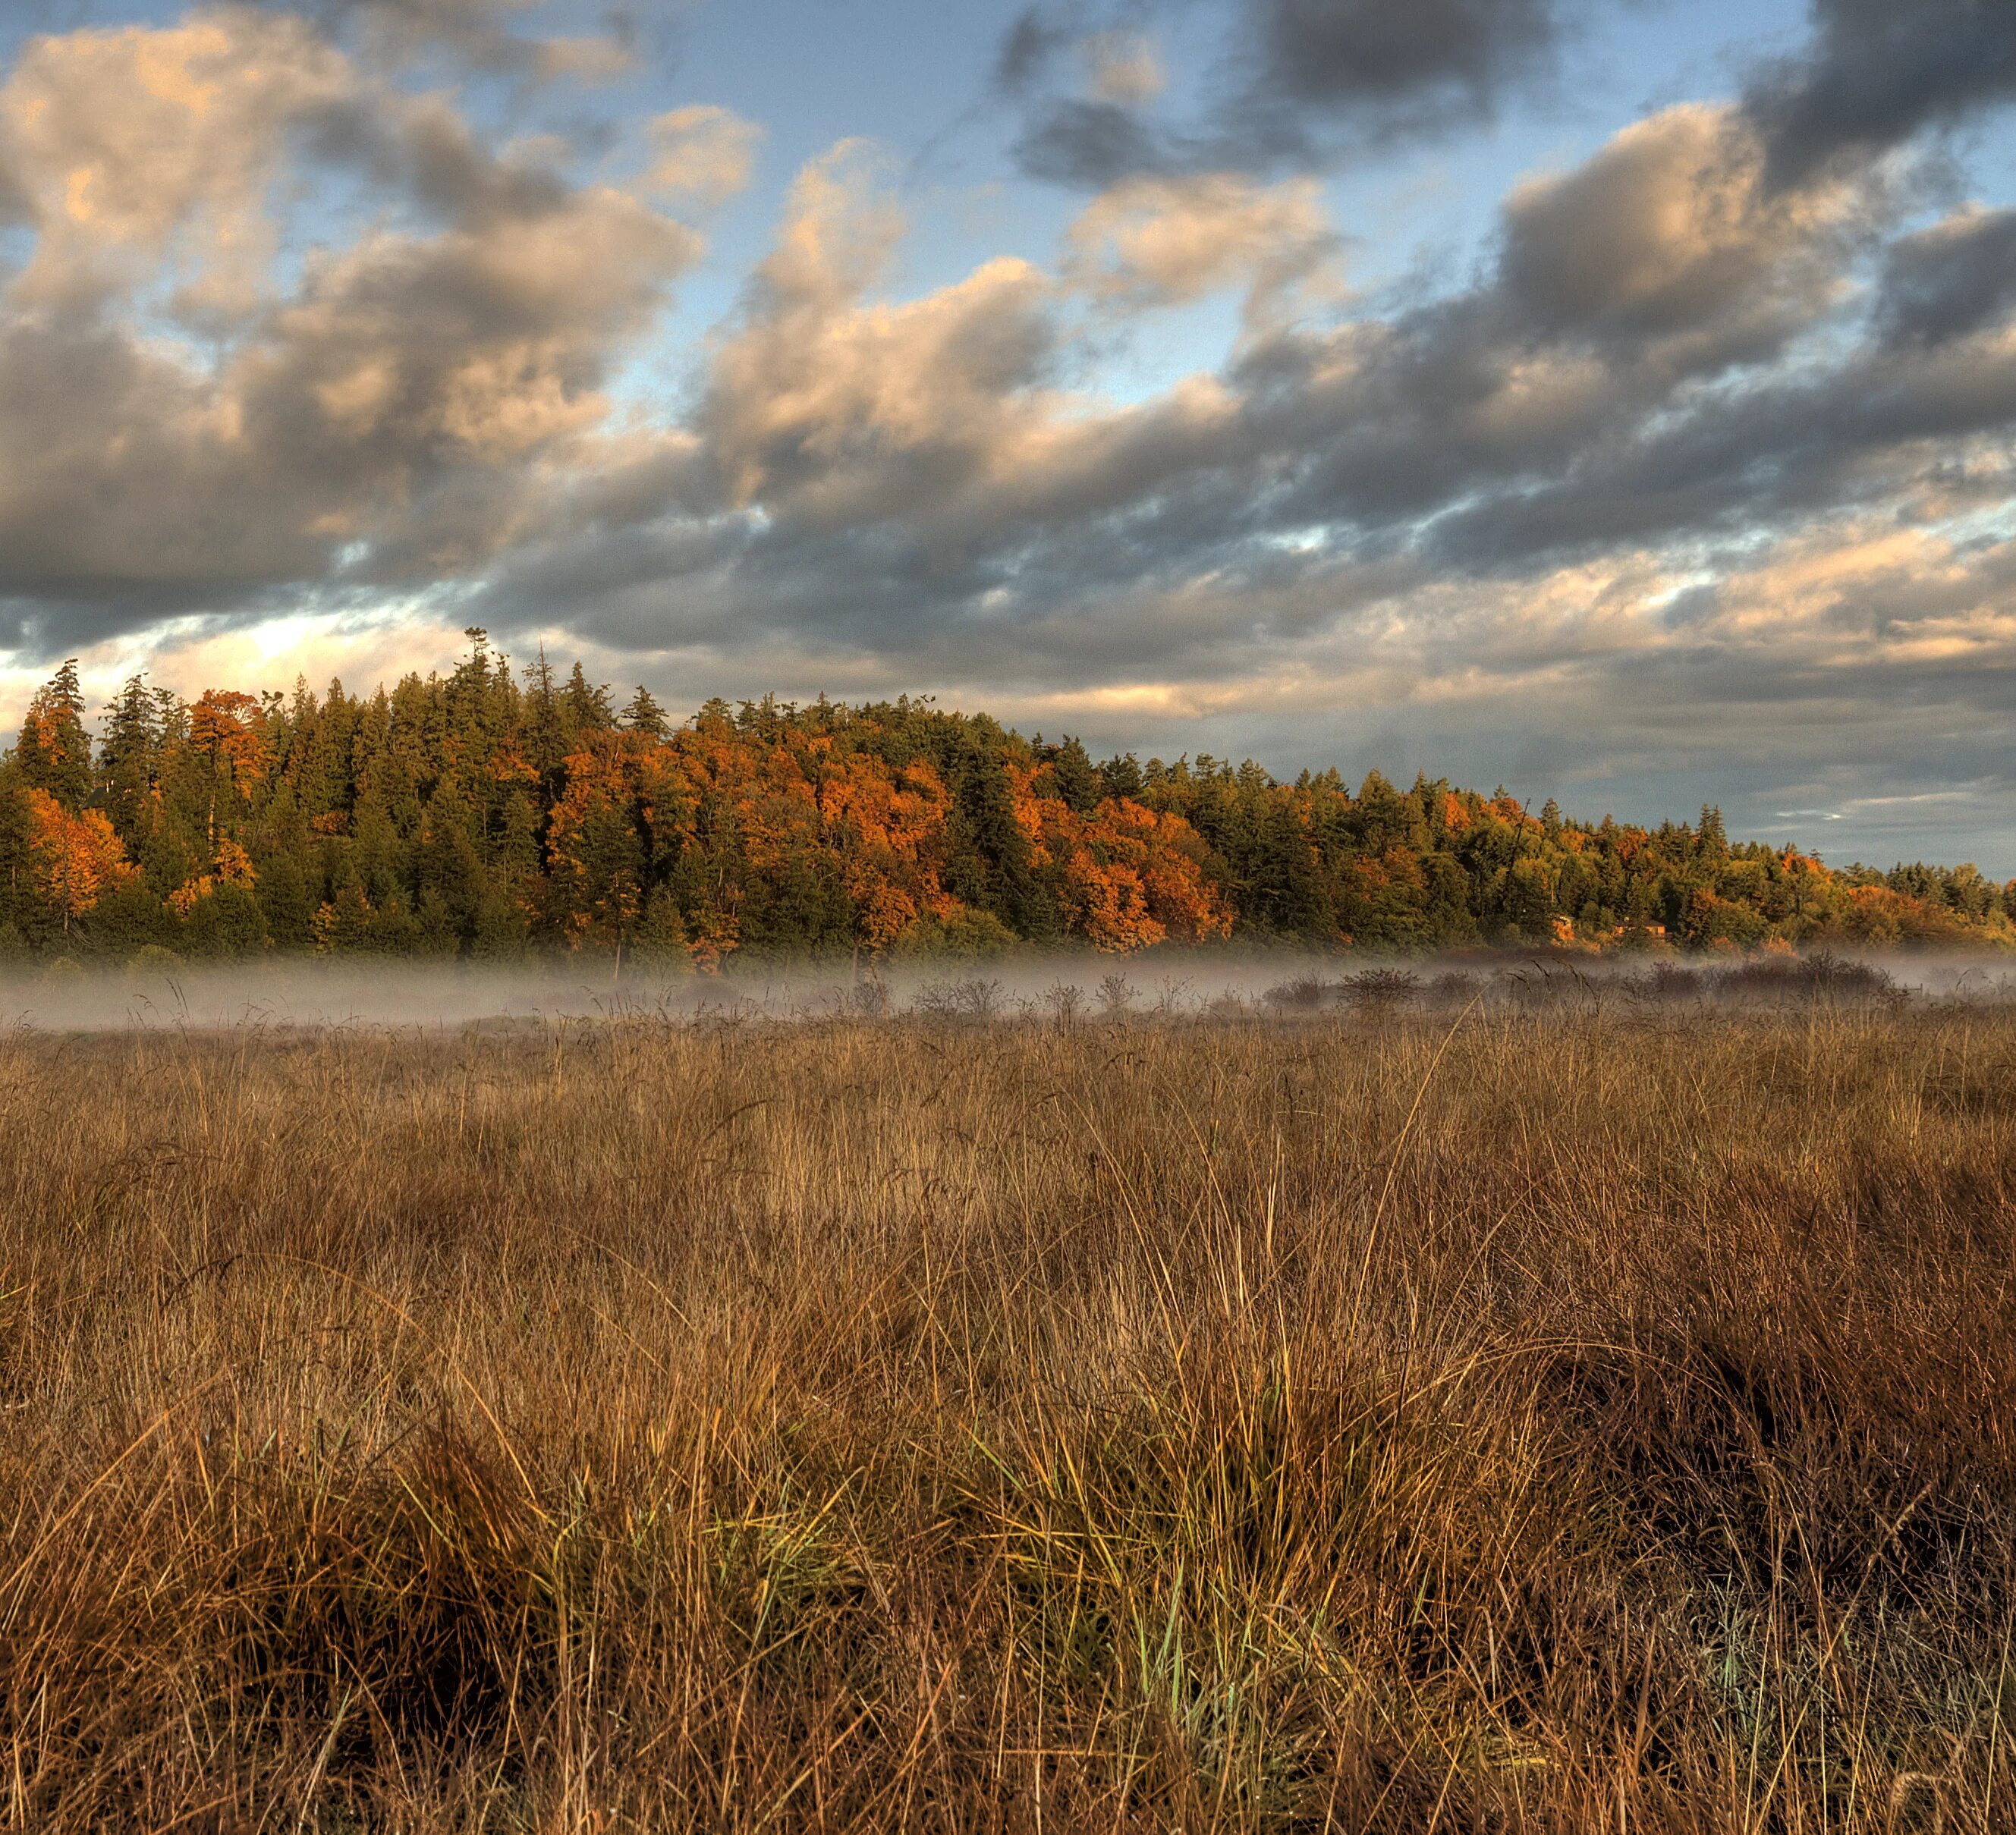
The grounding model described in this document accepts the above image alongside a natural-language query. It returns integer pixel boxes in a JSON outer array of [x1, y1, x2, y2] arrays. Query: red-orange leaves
[[636, 727, 970, 957], [1010, 768, 1231, 950], [816, 754, 961, 947], [24, 790, 137, 931], [544, 737, 649, 951], [187, 691, 272, 799], [168, 839, 256, 918]]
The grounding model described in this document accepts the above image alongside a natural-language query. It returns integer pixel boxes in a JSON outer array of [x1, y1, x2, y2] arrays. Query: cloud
[[1875, 206, 2016, 346], [643, 105, 763, 206], [281, 0, 639, 84], [1000, 0, 1580, 187], [1082, 30, 1164, 107], [998, 0, 2016, 215], [1499, 105, 1863, 360], [684, 144, 1063, 529], [1748, 0, 2016, 186], [0, 6, 701, 650], [1234, 0, 1561, 144], [1062, 171, 1340, 325], [0, 11, 357, 315]]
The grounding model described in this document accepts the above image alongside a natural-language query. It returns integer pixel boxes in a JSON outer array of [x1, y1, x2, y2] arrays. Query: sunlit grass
[[0, 996, 2010, 1828]]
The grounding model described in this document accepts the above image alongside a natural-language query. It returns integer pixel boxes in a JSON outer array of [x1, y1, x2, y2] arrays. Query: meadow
[[0, 972, 2011, 1830]]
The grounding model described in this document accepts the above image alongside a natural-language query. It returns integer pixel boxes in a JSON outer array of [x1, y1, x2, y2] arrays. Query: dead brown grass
[[0, 999, 2011, 1831]]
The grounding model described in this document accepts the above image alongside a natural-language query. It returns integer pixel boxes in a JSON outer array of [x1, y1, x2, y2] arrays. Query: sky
[[2, 1, 2015, 870]]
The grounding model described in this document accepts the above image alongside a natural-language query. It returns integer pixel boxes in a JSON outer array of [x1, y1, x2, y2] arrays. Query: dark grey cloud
[[1001, 0, 2016, 203], [1237, 0, 1560, 144], [1750, 0, 2016, 186], [1001, 0, 1580, 186], [1013, 97, 1174, 188], [1876, 206, 2016, 345], [994, 6, 1073, 97]]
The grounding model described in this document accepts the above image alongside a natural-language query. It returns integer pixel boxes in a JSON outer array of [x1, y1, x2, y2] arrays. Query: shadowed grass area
[[0, 1000, 2011, 1829]]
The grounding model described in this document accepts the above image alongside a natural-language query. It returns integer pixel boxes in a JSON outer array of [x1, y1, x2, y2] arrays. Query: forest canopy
[[1, 637, 2007, 966]]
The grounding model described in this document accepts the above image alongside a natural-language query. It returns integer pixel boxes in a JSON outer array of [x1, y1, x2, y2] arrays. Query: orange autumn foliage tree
[[184, 690, 274, 853], [618, 717, 973, 963], [168, 838, 257, 918], [14, 661, 93, 808], [23, 790, 136, 933], [811, 749, 964, 948], [1008, 761, 1230, 950], [187, 691, 272, 797]]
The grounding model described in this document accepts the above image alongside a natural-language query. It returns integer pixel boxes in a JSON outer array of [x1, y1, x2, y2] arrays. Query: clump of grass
[[1717, 950, 1903, 1003], [0, 1004, 2011, 1829], [1343, 967, 1423, 1007], [1263, 972, 1336, 1012]]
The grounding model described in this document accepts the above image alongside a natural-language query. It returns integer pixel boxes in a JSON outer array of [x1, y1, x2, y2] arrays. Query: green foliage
[[12, 659, 92, 808], [124, 942, 181, 977], [890, 906, 1018, 960], [2, 644, 2007, 963], [178, 883, 269, 957], [621, 684, 670, 738]]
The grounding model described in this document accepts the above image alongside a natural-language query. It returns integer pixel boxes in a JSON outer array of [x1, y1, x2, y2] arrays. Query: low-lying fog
[[2, 950, 2012, 1032]]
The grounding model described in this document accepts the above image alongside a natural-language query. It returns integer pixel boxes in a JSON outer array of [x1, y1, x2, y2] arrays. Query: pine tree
[[447, 629, 502, 756], [1250, 797, 1329, 939], [621, 685, 669, 738], [1099, 753, 1144, 802], [631, 886, 689, 969], [99, 674, 165, 841], [1047, 737, 1101, 815], [14, 660, 92, 809], [565, 662, 616, 734], [525, 648, 572, 778]]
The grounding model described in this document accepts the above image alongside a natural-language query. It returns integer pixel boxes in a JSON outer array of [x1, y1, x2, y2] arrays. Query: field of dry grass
[[1, 988, 2011, 1830]]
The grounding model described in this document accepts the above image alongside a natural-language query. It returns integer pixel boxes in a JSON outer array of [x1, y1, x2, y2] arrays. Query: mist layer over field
[[2, 948, 2014, 1032]]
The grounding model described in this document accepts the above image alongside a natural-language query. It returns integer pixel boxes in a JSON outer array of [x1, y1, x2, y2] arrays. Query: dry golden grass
[[0, 995, 2011, 1830]]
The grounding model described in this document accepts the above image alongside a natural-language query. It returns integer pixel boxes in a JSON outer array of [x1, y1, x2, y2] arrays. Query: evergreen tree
[[1047, 737, 1101, 815], [1250, 798, 1329, 940], [99, 673, 166, 840], [255, 850, 316, 950], [621, 685, 669, 738], [565, 662, 615, 734], [14, 660, 92, 809], [631, 886, 689, 968], [525, 649, 573, 778], [1099, 752, 1144, 801], [0, 762, 33, 942]]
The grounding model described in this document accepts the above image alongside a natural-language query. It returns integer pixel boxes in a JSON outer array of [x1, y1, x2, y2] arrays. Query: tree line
[[0, 635, 2005, 965]]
